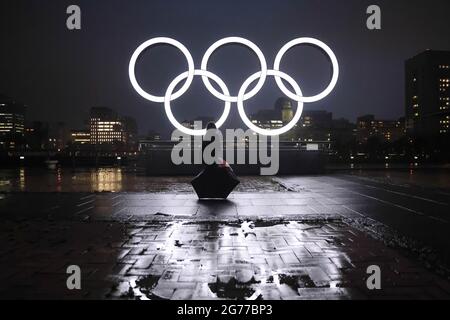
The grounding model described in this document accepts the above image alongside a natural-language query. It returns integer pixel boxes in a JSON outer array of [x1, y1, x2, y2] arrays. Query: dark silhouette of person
[[192, 121, 240, 199], [202, 122, 218, 166]]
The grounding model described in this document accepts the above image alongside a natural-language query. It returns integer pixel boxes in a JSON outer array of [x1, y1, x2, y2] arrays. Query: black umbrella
[[191, 164, 240, 199]]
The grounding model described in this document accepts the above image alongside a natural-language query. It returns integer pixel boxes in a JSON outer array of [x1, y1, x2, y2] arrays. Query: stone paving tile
[[237, 206, 275, 216], [1, 218, 450, 300], [271, 205, 318, 215], [196, 202, 238, 217], [1, 173, 450, 300], [252, 198, 288, 206], [0, 192, 357, 221]]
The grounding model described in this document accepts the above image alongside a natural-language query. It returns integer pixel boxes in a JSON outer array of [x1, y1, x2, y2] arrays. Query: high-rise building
[[405, 50, 450, 138], [0, 95, 26, 150], [330, 118, 357, 145], [89, 107, 138, 152], [89, 107, 124, 145], [25, 121, 48, 150], [47, 122, 69, 151], [251, 99, 334, 141], [300, 110, 332, 129], [250, 98, 295, 131], [121, 116, 138, 150], [25, 121, 69, 151], [356, 115, 405, 144], [295, 110, 333, 142]]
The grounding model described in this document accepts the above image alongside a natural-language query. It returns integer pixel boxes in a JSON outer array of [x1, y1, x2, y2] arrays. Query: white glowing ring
[[129, 37, 339, 136], [200, 37, 268, 103], [164, 69, 231, 136], [129, 37, 195, 103], [237, 70, 304, 136], [273, 37, 339, 103]]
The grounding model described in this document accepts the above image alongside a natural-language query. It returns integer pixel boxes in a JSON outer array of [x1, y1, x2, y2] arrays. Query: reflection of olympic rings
[[129, 36, 339, 136]]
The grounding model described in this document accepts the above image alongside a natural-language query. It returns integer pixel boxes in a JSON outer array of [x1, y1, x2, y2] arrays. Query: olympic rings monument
[[130, 37, 339, 175]]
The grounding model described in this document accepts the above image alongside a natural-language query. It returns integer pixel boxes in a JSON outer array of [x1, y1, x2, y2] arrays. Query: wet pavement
[[1, 172, 450, 299], [276, 175, 450, 264], [2, 218, 450, 300], [0, 168, 284, 193]]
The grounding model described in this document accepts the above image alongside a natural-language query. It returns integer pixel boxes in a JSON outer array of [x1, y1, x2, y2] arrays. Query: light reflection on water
[[0, 167, 289, 193], [91, 168, 123, 192], [19, 168, 25, 192], [0, 167, 195, 193], [0, 166, 449, 193]]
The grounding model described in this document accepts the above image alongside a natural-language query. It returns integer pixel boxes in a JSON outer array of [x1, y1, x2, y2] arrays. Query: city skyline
[[2, 0, 450, 138], [3, 42, 449, 163], [3, 1, 450, 303], [1, 92, 406, 138]]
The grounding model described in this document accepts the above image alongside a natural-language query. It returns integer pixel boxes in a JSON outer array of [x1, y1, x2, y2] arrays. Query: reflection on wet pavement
[[2, 218, 449, 300], [0, 168, 285, 193], [347, 169, 450, 191], [2, 170, 450, 300]]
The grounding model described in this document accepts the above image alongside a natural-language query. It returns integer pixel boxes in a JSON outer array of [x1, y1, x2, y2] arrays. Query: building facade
[[356, 115, 405, 144], [0, 95, 26, 150], [251, 98, 294, 133], [88, 107, 138, 153], [89, 107, 124, 145], [24, 121, 69, 151], [295, 110, 333, 142], [70, 130, 91, 145], [405, 50, 450, 139], [121, 116, 138, 150], [25, 121, 48, 150]]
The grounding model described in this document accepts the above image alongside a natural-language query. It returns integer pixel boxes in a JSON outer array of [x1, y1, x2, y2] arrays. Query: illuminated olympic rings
[[129, 37, 338, 136]]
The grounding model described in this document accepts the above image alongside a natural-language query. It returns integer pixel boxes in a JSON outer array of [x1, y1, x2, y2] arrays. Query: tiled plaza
[[1, 174, 450, 300]]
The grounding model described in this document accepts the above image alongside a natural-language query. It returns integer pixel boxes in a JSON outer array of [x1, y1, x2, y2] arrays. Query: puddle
[[119, 219, 344, 300], [252, 220, 290, 228], [134, 275, 163, 299], [278, 274, 316, 290], [209, 274, 261, 300]]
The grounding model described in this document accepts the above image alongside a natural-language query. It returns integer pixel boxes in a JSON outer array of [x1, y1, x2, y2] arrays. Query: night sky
[[1, 0, 450, 137]]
